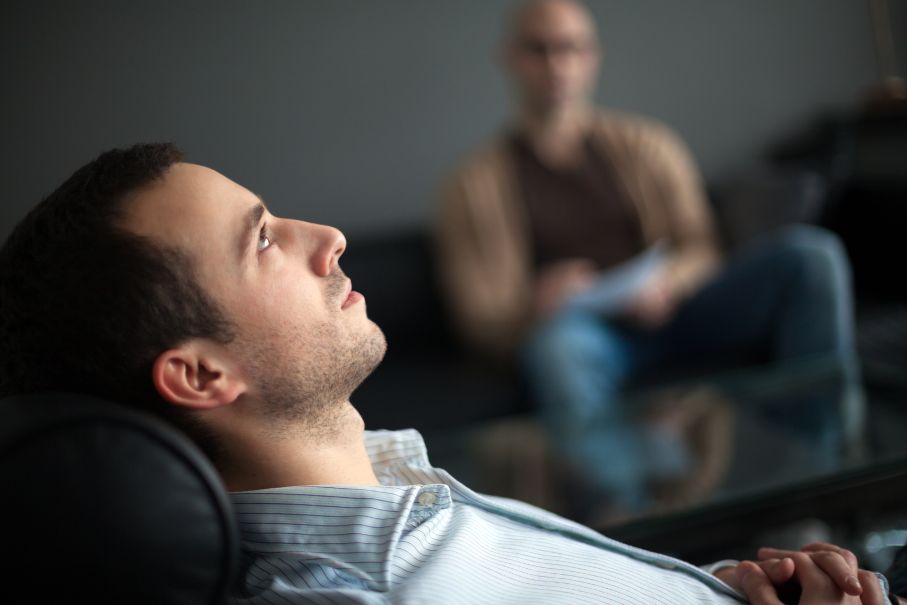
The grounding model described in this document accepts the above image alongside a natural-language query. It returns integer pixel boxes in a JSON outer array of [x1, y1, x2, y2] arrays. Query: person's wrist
[[713, 566, 737, 587], [704, 559, 741, 579]]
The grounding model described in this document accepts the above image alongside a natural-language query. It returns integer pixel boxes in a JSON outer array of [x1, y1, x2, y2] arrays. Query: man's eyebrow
[[237, 195, 267, 263]]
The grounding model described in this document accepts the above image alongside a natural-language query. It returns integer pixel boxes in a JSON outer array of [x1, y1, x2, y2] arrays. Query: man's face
[[507, 0, 600, 114], [123, 162, 386, 426]]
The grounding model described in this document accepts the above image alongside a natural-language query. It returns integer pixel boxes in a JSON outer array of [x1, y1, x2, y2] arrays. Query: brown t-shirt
[[511, 133, 645, 271]]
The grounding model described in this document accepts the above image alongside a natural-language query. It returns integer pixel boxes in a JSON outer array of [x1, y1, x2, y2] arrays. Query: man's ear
[[152, 341, 247, 410]]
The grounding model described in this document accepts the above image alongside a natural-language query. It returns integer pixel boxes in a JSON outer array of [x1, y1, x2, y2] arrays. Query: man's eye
[[257, 226, 273, 251]]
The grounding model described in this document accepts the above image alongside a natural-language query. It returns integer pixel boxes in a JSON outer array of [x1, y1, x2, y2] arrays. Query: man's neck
[[518, 102, 593, 168], [218, 402, 380, 492]]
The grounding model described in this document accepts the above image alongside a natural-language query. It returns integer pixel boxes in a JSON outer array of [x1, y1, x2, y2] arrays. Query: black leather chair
[[0, 392, 239, 604]]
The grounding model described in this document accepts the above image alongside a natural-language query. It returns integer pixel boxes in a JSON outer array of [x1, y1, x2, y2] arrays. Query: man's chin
[[365, 325, 388, 372], [349, 324, 388, 390], [529, 90, 586, 115]]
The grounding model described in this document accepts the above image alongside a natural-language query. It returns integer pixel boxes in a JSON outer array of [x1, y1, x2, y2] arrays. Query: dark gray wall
[[1, 1, 895, 241]]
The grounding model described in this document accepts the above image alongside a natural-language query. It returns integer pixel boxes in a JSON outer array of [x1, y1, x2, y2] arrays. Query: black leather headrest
[[0, 392, 238, 604]]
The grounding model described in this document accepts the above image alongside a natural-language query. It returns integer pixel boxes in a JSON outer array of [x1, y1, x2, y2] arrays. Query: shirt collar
[[363, 428, 431, 473], [230, 430, 446, 589]]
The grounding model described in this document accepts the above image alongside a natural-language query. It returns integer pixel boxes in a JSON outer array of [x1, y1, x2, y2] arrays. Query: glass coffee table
[[597, 355, 907, 572], [446, 353, 907, 572]]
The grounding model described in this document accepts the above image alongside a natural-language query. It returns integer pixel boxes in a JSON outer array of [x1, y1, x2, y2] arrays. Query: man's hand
[[754, 544, 887, 605], [718, 542, 887, 605], [737, 557, 856, 605], [533, 258, 596, 319], [622, 273, 678, 329], [714, 558, 797, 595]]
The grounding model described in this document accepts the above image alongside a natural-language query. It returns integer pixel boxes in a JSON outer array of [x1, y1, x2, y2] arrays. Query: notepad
[[565, 241, 668, 315]]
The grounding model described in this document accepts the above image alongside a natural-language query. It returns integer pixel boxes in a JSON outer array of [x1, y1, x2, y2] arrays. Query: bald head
[[504, 0, 601, 116], [507, 0, 598, 48]]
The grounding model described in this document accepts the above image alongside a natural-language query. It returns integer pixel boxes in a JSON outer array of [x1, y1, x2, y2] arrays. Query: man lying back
[[0, 143, 890, 604]]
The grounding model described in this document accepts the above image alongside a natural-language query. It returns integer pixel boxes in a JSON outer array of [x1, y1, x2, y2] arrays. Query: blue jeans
[[521, 225, 861, 512]]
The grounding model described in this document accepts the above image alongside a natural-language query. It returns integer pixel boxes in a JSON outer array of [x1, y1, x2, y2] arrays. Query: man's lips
[[341, 281, 363, 310]]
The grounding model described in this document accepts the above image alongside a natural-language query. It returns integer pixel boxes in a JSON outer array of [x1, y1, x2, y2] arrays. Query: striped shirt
[[228, 429, 748, 604]]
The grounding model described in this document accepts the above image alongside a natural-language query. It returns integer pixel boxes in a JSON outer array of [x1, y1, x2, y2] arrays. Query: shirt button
[[417, 492, 437, 506], [656, 561, 676, 570]]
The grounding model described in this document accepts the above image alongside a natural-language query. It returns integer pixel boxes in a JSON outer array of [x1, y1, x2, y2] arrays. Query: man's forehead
[[513, 0, 596, 41], [121, 161, 254, 244]]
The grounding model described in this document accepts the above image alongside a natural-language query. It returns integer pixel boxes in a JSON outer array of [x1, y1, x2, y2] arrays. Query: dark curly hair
[[0, 143, 235, 422]]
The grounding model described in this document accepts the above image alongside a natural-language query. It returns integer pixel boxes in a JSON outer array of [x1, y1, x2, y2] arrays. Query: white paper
[[565, 241, 668, 315]]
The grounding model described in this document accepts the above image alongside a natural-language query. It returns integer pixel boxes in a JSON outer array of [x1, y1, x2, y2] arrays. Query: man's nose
[[544, 48, 570, 72], [311, 223, 346, 277]]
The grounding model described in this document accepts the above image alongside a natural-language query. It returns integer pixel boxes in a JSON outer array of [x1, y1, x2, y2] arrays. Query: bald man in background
[[437, 0, 861, 518]]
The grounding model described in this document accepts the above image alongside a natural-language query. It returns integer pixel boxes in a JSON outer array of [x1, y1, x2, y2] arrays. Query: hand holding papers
[[565, 242, 669, 316]]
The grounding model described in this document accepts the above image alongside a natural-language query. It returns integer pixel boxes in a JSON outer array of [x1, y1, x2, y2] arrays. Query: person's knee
[[525, 310, 592, 353], [774, 225, 850, 284], [521, 310, 627, 374], [775, 224, 845, 260], [525, 312, 591, 360]]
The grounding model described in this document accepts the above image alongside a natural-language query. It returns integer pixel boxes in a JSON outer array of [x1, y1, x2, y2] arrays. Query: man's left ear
[[151, 340, 248, 411]]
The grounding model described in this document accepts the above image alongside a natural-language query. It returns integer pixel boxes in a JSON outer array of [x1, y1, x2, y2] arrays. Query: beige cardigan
[[435, 109, 721, 358]]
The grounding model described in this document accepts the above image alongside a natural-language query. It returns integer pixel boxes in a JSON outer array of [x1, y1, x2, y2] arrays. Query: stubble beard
[[243, 303, 387, 441]]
